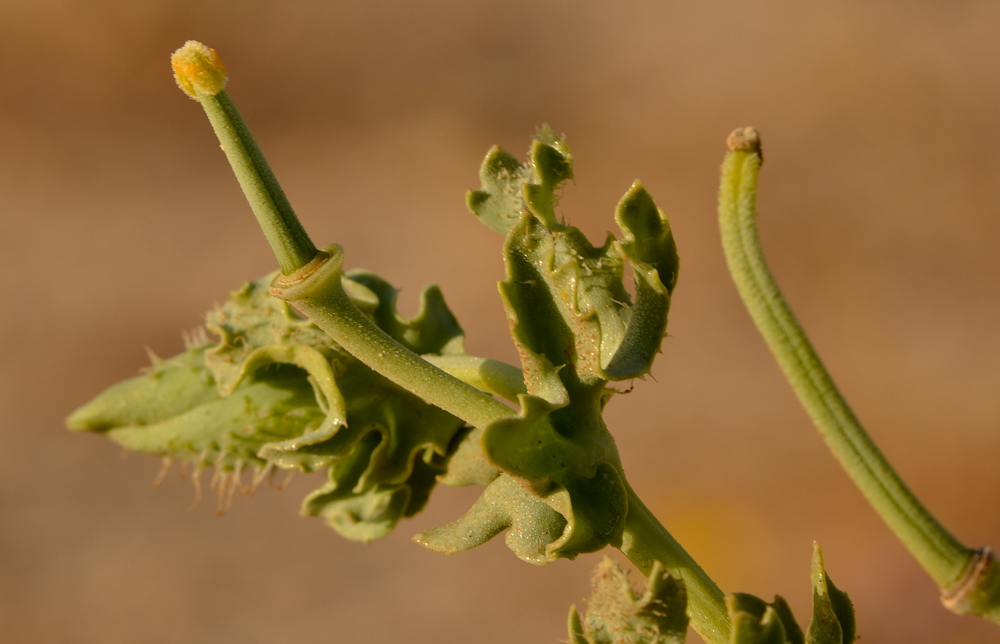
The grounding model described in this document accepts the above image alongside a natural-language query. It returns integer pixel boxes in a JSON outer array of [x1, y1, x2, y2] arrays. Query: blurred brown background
[[3, 1, 1000, 642]]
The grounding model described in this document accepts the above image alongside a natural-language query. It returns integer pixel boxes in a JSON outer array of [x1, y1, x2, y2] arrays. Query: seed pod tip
[[726, 126, 761, 154]]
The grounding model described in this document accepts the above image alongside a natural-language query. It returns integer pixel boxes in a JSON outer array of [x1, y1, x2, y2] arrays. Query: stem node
[[942, 547, 1000, 624]]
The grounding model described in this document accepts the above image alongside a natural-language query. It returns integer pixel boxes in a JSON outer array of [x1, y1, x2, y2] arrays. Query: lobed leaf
[[437, 126, 681, 563], [466, 146, 533, 235], [300, 432, 447, 543], [468, 128, 679, 385], [414, 473, 568, 565], [480, 395, 628, 559], [466, 123, 571, 234], [68, 269, 470, 543]]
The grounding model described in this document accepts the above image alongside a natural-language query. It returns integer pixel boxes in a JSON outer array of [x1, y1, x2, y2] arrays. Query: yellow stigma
[[171, 40, 228, 100]]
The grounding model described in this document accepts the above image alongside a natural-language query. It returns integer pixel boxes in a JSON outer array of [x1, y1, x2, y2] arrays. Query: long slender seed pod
[[718, 127, 1000, 624]]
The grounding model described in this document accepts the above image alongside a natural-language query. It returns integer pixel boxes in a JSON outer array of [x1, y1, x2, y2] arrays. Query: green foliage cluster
[[66, 112, 870, 642], [418, 125, 679, 563], [69, 126, 681, 561], [68, 269, 468, 542], [67, 115, 865, 643], [74, 42, 1000, 640]]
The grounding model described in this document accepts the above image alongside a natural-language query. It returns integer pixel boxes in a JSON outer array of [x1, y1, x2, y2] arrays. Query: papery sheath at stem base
[[942, 547, 1000, 624]]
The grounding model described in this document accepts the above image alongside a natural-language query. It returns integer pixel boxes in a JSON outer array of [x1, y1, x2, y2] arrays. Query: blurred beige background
[[3, 1, 1000, 642]]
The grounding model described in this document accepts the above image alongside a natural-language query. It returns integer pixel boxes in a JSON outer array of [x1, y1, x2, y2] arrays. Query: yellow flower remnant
[[171, 40, 228, 100]]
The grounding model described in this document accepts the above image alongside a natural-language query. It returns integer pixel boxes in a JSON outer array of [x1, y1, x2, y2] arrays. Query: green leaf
[[67, 269, 470, 543], [725, 543, 856, 644], [413, 473, 569, 565], [569, 557, 688, 644], [290, 360, 463, 494], [569, 605, 589, 644], [466, 146, 533, 235], [435, 426, 501, 487], [500, 212, 611, 395], [418, 405, 627, 563], [604, 182, 679, 380], [522, 132, 574, 230], [466, 123, 573, 234], [300, 432, 446, 542], [470, 131, 679, 385], [806, 543, 856, 644], [615, 181, 679, 294], [481, 395, 628, 558], [439, 127, 683, 563], [67, 342, 220, 433], [727, 593, 803, 644], [345, 270, 465, 356]]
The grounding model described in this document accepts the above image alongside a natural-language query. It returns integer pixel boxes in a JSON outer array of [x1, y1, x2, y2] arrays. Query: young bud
[[171, 40, 228, 100]]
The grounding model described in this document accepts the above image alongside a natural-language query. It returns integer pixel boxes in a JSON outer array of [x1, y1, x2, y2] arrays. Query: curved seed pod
[[568, 557, 688, 644], [67, 269, 469, 542]]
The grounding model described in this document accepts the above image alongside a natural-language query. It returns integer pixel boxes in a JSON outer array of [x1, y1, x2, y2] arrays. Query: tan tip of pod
[[726, 126, 761, 153]]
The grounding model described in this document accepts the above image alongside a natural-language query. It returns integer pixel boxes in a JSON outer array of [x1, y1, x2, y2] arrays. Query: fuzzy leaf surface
[[466, 123, 571, 234], [68, 270, 469, 542], [447, 127, 680, 562], [569, 557, 688, 644], [414, 473, 568, 565]]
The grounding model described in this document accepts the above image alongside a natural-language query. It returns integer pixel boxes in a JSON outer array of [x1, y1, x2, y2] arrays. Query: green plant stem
[[422, 355, 527, 403], [621, 481, 729, 644], [191, 75, 733, 636], [717, 131, 977, 594], [269, 247, 732, 639], [190, 87, 516, 429], [196, 89, 318, 274], [269, 247, 517, 429]]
